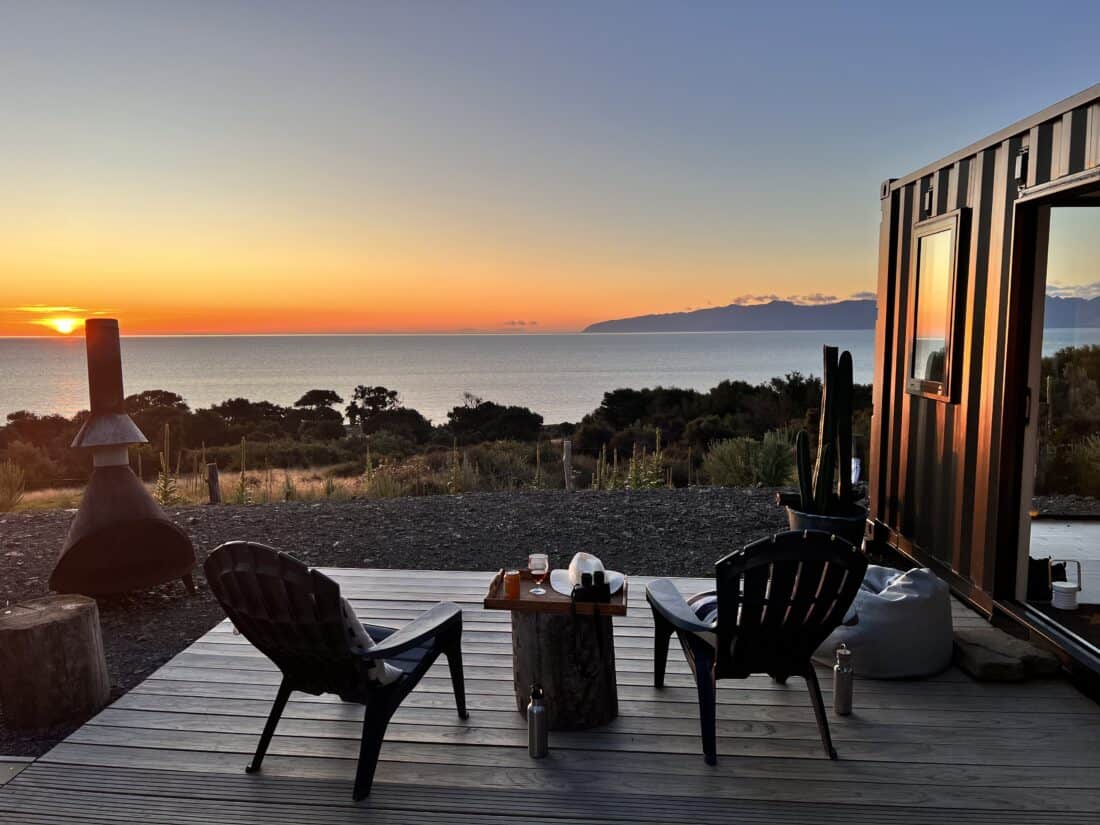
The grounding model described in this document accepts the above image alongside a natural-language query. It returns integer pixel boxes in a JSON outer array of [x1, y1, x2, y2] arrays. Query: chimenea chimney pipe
[[70, 320, 147, 453], [85, 319, 126, 414]]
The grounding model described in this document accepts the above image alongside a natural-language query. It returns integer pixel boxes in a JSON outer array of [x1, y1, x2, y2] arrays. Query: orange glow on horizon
[[0, 210, 873, 337]]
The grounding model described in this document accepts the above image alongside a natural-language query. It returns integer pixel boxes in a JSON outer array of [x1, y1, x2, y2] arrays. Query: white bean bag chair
[[814, 565, 953, 679]]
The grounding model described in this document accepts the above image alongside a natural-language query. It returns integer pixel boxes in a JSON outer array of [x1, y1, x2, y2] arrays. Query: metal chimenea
[[50, 319, 195, 595]]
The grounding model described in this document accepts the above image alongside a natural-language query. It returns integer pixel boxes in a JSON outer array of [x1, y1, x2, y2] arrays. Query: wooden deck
[[2, 568, 1098, 824]]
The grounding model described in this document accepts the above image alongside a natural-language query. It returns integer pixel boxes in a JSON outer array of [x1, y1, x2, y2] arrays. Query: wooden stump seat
[[0, 595, 110, 729]]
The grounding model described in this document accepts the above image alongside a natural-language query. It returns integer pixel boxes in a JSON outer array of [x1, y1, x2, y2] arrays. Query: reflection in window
[[911, 227, 954, 386]]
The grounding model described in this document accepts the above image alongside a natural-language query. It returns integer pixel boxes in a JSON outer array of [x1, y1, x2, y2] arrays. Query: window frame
[[905, 208, 969, 402]]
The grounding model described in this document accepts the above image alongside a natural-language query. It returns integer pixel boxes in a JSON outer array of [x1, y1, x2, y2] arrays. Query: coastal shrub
[[326, 461, 364, 478], [0, 459, 25, 511], [445, 443, 481, 493], [363, 430, 417, 458], [295, 389, 343, 410], [704, 431, 793, 487], [361, 408, 432, 444], [346, 385, 401, 426], [572, 418, 615, 452], [703, 438, 757, 486], [465, 441, 541, 489], [447, 400, 543, 444], [361, 458, 411, 498], [684, 414, 738, 448], [755, 430, 795, 486], [1, 441, 59, 488], [298, 419, 347, 441], [1067, 435, 1100, 498]]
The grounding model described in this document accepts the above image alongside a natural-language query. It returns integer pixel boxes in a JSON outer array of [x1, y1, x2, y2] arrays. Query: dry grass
[[11, 467, 368, 513], [15, 486, 84, 512]]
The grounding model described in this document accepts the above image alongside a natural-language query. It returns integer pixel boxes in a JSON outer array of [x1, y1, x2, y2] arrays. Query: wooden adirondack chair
[[646, 530, 867, 765], [204, 541, 467, 799]]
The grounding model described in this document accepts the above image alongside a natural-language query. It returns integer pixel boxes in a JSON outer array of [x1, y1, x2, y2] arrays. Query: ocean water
[[0, 328, 1096, 424]]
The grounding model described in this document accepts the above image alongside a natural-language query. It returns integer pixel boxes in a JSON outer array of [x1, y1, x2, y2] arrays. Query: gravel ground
[[0, 487, 787, 756], [1032, 494, 1100, 517]]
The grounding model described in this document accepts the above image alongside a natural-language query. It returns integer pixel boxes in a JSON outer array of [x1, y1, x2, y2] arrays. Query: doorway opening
[[1023, 201, 1100, 651]]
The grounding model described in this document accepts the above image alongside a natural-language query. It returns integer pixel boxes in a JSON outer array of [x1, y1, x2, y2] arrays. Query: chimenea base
[[51, 465, 195, 596]]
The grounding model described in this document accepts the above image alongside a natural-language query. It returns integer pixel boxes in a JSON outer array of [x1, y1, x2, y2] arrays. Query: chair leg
[[693, 654, 718, 766], [805, 667, 837, 760], [353, 702, 395, 801], [445, 639, 469, 720], [652, 610, 673, 689], [246, 680, 292, 774]]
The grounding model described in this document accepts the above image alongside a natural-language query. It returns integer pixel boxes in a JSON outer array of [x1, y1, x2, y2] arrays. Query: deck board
[[1, 569, 1097, 824]]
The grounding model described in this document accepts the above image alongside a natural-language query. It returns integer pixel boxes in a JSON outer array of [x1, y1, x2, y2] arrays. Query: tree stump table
[[484, 570, 627, 731], [0, 595, 110, 729]]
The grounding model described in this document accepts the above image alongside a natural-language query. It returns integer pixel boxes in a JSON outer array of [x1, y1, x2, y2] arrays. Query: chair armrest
[[359, 602, 462, 659], [646, 579, 715, 635]]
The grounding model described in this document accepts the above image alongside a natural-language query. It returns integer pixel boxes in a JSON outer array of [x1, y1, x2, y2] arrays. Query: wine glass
[[528, 553, 549, 596]]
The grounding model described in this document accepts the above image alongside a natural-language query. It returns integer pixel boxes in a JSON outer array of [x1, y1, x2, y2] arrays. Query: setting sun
[[47, 317, 80, 335]]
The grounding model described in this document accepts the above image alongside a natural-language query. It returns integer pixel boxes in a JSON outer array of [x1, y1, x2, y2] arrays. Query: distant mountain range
[[1043, 295, 1100, 328], [583, 299, 876, 332], [583, 296, 1100, 333]]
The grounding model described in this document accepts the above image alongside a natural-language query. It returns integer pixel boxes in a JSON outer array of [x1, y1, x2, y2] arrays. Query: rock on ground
[[953, 627, 1062, 681]]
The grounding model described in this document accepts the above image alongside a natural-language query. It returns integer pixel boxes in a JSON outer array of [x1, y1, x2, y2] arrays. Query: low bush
[[702, 438, 758, 487], [703, 431, 793, 487], [1, 441, 59, 488]]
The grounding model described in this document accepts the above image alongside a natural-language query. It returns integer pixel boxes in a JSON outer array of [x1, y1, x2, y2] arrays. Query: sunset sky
[[2, 2, 1098, 336]]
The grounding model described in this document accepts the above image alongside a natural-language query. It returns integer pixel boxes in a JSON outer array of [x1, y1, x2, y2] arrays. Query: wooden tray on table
[[483, 569, 628, 616]]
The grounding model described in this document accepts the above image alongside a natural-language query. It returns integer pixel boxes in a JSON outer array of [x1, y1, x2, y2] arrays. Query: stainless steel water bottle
[[833, 644, 853, 716], [527, 684, 548, 758]]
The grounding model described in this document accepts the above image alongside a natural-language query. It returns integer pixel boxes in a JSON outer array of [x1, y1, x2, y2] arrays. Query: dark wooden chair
[[646, 530, 867, 765], [203, 541, 467, 800]]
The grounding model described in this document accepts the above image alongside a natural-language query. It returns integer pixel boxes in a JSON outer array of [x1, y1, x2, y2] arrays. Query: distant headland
[[583, 299, 877, 333], [583, 295, 1100, 333]]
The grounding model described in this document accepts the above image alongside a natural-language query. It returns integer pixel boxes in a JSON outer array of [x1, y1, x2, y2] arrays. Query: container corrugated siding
[[870, 85, 1100, 608]]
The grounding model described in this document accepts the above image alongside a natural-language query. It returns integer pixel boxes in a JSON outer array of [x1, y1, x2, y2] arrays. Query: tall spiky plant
[[233, 436, 252, 505], [153, 423, 180, 505], [794, 346, 856, 516], [0, 459, 25, 512]]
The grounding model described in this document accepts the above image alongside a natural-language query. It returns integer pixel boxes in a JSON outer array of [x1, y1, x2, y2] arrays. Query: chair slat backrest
[[714, 530, 866, 680], [204, 541, 362, 696]]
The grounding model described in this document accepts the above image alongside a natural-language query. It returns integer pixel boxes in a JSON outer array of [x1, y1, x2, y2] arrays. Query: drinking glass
[[528, 553, 549, 596]]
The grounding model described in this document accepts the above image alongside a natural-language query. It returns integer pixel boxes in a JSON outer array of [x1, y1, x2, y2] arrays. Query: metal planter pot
[[786, 506, 867, 549]]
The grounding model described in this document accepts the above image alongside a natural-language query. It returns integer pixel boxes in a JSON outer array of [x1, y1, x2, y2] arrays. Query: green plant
[[153, 423, 181, 506], [591, 444, 623, 490], [623, 429, 666, 490], [794, 346, 857, 515], [702, 437, 758, 487], [1066, 435, 1100, 498], [446, 439, 481, 493], [0, 458, 25, 511], [361, 459, 409, 498], [756, 430, 795, 486], [232, 437, 253, 505], [282, 470, 298, 501]]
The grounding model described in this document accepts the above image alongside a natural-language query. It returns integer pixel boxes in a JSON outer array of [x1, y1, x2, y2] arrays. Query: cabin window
[[907, 210, 965, 400]]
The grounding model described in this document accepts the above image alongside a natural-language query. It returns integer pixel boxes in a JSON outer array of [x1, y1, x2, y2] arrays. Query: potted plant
[[786, 346, 867, 547]]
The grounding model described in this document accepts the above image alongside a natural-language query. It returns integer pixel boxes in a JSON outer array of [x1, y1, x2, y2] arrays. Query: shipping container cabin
[[870, 83, 1100, 677]]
